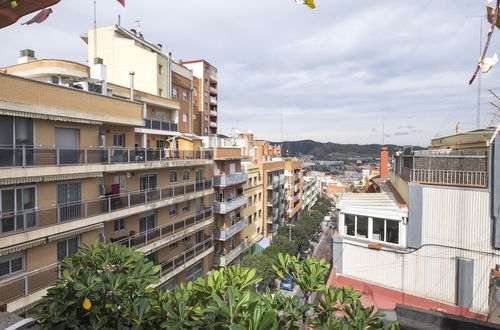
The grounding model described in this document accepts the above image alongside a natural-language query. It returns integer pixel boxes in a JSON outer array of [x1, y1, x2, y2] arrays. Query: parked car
[[280, 274, 294, 291]]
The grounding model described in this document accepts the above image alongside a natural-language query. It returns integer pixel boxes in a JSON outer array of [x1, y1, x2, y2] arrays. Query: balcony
[[279, 174, 286, 185], [114, 208, 213, 251], [0, 147, 213, 168], [214, 217, 249, 241], [209, 121, 217, 128], [210, 87, 217, 95], [156, 236, 214, 285], [210, 110, 218, 117], [0, 179, 213, 239], [214, 238, 248, 266], [210, 74, 217, 83], [210, 98, 217, 106], [214, 195, 248, 214], [409, 169, 488, 188], [143, 119, 178, 132], [213, 172, 248, 188], [294, 194, 300, 202]]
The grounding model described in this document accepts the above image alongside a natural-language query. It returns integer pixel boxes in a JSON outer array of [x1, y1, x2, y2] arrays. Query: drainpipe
[[129, 71, 135, 101], [189, 79, 193, 133]]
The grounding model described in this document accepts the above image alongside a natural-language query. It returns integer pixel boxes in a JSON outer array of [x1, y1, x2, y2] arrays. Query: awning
[[257, 237, 270, 249], [47, 223, 103, 242], [0, 172, 102, 186], [0, 108, 102, 125], [0, 238, 46, 256]]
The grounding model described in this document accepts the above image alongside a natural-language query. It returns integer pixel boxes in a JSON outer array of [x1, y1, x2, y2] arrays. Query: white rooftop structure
[[336, 192, 407, 220]]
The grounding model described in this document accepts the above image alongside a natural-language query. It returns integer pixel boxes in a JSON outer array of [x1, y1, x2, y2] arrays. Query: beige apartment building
[[180, 60, 218, 136], [212, 147, 248, 267], [0, 51, 214, 313], [284, 158, 303, 223], [240, 163, 264, 252]]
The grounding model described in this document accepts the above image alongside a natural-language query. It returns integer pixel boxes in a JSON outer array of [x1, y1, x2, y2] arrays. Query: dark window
[[345, 214, 355, 236], [356, 216, 368, 238], [57, 236, 79, 260], [113, 134, 126, 147]]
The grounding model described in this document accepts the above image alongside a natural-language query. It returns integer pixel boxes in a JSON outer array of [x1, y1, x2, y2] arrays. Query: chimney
[[18, 49, 36, 64], [380, 146, 389, 178]]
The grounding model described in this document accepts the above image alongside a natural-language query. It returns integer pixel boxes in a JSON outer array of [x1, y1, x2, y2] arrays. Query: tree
[[263, 236, 299, 256], [38, 242, 399, 329], [240, 253, 276, 289]]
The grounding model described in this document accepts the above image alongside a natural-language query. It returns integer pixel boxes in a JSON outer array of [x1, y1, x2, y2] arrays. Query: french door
[[57, 182, 81, 222]]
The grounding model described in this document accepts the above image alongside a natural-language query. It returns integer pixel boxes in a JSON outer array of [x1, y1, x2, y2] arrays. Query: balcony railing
[[210, 98, 217, 106], [214, 195, 248, 214], [143, 119, 178, 132], [210, 110, 218, 117], [213, 172, 248, 187], [0, 147, 213, 168], [210, 87, 217, 95], [210, 121, 217, 128], [279, 174, 286, 185], [410, 169, 488, 188], [214, 238, 248, 266], [0, 236, 215, 306], [0, 262, 58, 305], [214, 217, 249, 240], [158, 236, 213, 280], [0, 179, 213, 236], [114, 208, 213, 248]]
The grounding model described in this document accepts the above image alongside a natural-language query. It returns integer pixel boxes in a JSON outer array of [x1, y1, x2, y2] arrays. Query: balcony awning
[[0, 108, 102, 125], [48, 223, 104, 242], [0, 238, 46, 256], [0, 172, 102, 186], [256, 237, 270, 250]]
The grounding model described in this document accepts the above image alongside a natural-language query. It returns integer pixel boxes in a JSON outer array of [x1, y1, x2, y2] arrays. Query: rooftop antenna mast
[[467, 15, 486, 129], [93, 0, 97, 60], [382, 118, 385, 146], [281, 111, 284, 155]]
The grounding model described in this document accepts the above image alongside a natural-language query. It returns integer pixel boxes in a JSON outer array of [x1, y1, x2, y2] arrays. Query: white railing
[[410, 169, 488, 187], [213, 172, 248, 187], [214, 196, 248, 214], [214, 217, 249, 240], [214, 238, 248, 266]]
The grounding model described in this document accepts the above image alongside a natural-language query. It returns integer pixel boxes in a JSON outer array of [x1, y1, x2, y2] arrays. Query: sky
[[1, 0, 499, 146]]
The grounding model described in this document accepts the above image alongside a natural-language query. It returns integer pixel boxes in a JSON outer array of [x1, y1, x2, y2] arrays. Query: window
[[204, 79, 208, 85], [257, 227, 261, 234], [158, 64, 163, 74], [182, 201, 190, 212], [183, 169, 190, 181], [249, 214, 252, 222], [182, 114, 188, 122], [386, 220, 399, 244], [204, 115, 208, 121], [1, 186, 36, 233], [169, 205, 177, 216], [160, 276, 176, 291], [196, 230, 203, 243], [170, 241, 178, 249], [51, 75, 60, 85], [169, 171, 178, 183], [372, 218, 385, 241], [258, 210, 262, 218], [114, 175, 126, 190], [345, 214, 355, 236], [114, 218, 125, 232], [139, 214, 156, 233], [193, 114, 197, 120], [113, 134, 126, 147], [172, 88, 178, 98], [182, 92, 188, 101], [183, 236, 190, 243], [0, 252, 24, 277], [57, 236, 79, 260], [146, 252, 157, 264], [259, 193, 262, 201], [186, 260, 202, 282], [254, 212, 257, 221], [196, 169, 204, 181], [356, 216, 368, 238]]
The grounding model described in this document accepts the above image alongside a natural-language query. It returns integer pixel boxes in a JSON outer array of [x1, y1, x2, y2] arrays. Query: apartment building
[[331, 127, 500, 321], [284, 159, 303, 223], [212, 147, 248, 267], [180, 60, 218, 136], [302, 176, 318, 211], [260, 161, 286, 238], [0, 53, 214, 313], [241, 163, 264, 254]]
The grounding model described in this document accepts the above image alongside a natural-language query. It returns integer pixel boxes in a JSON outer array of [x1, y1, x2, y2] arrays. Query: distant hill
[[273, 140, 424, 159]]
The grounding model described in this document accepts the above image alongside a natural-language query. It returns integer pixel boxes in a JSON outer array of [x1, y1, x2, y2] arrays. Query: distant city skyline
[[0, 0, 497, 145]]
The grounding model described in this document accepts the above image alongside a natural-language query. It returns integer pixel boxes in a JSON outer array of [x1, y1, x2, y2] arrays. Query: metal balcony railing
[[0, 179, 213, 236], [0, 262, 58, 305], [214, 196, 248, 214], [214, 238, 248, 266], [158, 236, 213, 279], [214, 217, 249, 240], [209, 87, 217, 95], [0, 147, 213, 168], [410, 169, 488, 188], [213, 172, 248, 187], [114, 208, 213, 248], [210, 110, 218, 117], [143, 119, 178, 132]]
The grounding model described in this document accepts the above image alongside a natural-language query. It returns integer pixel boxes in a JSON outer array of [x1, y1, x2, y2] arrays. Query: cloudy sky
[[1, 0, 499, 146]]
